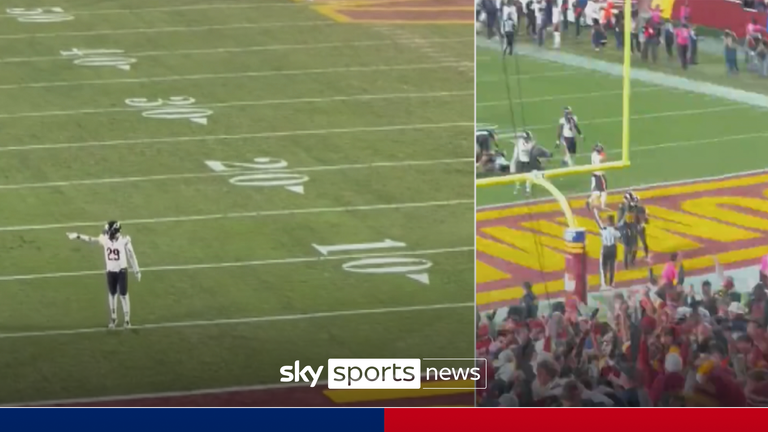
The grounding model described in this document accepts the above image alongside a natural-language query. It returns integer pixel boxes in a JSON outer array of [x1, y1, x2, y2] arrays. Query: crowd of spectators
[[476, 255, 768, 407], [477, 0, 768, 76]]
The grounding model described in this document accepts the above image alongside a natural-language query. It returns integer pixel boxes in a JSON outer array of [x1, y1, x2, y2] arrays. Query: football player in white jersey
[[512, 131, 536, 195], [552, 0, 563, 48], [586, 143, 609, 212], [556, 107, 583, 167], [66, 221, 141, 329]]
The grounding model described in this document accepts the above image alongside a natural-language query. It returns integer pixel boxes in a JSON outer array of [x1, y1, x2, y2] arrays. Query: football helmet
[[593, 142, 605, 153], [105, 221, 121, 240], [624, 191, 639, 205], [522, 130, 534, 142]]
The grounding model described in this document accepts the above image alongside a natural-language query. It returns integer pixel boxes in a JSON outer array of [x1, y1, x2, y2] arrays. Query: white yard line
[[0, 246, 472, 282], [0, 21, 333, 40], [477, 86, 666, 106], [495, 129, 768, 163], [9, 380, 311, 407], [0, 158, 471, 190], [0, 90, 472, 120], [374, 26, 472, 75], [0, 302, 473, 340], [596, 131, 768, 158], [11, 368, 469, 407], [0, 122, 471, 152], [0, 199, 473, 232], [0, 38, 471, 64], [493, 104, 749, 136], [0, 63, 470, 92]]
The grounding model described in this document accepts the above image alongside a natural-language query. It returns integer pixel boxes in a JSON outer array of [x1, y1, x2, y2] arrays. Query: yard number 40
[[7, 7, 73, 22], [312, 239, 433, 285]]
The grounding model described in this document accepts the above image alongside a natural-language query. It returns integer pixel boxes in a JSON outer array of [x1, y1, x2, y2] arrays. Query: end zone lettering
[[476, 172, 768, 307]]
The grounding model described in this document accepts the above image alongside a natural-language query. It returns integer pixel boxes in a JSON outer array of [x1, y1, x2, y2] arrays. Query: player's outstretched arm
[[66, 232, 100, 243]]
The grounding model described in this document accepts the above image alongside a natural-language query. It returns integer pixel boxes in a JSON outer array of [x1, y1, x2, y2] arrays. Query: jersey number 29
[[107, 247, 121, 261]]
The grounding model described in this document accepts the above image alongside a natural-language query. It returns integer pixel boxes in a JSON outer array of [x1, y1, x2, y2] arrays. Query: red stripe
[[384, 408, 753, 432]]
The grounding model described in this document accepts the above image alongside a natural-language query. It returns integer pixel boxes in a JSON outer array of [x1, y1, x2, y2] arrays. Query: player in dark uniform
[[476, 128, 498, 163], [617, 191, 650, 269]]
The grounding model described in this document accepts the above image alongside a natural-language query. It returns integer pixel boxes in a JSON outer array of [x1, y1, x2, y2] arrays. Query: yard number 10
[[312, 239, 433, 285]]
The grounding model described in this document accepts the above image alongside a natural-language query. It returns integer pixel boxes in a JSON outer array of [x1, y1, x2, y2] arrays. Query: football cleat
[[109, 319, 116, 329], [124, 321, 131, 329]]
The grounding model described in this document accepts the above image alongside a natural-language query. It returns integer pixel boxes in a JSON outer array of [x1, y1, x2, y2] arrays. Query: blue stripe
[[0, 408, 384, 432]]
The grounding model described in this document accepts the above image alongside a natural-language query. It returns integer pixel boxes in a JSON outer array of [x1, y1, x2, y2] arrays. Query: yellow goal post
[[476, 0, 635, 229]]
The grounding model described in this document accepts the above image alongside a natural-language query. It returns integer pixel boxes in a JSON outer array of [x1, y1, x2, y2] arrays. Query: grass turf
[[476, 30, 768, 207], [0, 0, 473, 404]]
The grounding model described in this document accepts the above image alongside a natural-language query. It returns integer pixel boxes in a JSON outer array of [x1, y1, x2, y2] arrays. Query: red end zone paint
[[310, 0, 473, 24], [476, 172, 768, 310]]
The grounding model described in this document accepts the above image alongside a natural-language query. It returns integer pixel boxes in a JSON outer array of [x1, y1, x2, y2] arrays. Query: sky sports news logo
[[279, 358, 486, 390]]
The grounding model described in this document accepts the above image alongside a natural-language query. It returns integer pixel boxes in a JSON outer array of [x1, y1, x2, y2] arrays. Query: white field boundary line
[[0, 199, 474, 233], [8, 365, 474, 408], [476, 166, 768, 210], [0, 122, 472, 152], [0, 2, 356, 18], [0, 37, 471, 64], [0, 158, 471, 191], [0, 21, 335, 39], [477, 86, 666, 106], [0, 63, 471, 92], [0, 246, 473, 282], [0, 90, 473, 120]]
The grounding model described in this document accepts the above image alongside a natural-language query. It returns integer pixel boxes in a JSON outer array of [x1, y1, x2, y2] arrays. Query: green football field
[[476, 35, 768, 207], [0, 0, 474, 404]]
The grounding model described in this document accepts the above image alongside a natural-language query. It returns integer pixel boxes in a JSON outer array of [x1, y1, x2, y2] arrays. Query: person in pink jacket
[[675, 24, 692, 70]]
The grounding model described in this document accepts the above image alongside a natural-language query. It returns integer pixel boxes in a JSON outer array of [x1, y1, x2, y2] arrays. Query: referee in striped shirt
[[595, 210, 621, 289]]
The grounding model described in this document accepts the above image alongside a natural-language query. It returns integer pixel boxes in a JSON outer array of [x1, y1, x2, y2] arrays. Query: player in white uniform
[[512, 131, 535, 195], [586, 143, 609, 211], [556, 107, 583, 167], [501, 2, 517, 55], [552, 0, 563, 48], [67, 221, 141, 329]]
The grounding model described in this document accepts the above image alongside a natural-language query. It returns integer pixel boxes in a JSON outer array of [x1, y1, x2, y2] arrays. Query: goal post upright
[[475, 3, 635, 304], [622, 0, 632, 165]]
